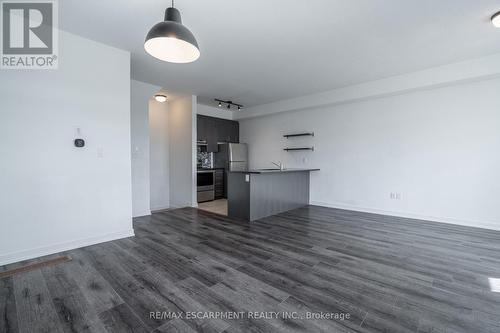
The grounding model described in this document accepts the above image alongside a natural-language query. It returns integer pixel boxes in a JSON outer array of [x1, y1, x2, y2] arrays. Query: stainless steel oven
[[197, 170, 215, 202]]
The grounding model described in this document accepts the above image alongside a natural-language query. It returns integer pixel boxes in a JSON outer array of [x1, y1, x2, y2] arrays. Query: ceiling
[[59, 0, 500, 108]]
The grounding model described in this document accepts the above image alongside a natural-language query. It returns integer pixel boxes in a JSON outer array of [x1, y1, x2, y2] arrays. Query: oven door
[[197, 171, 214, 191]]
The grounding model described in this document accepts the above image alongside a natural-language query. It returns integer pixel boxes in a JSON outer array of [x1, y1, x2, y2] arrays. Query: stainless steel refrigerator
[[228, 143, 248, 171], [214, 143, 248, 197]]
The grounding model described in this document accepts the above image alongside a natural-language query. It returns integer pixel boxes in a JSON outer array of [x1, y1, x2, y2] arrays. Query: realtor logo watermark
[[1, 0, 58, 69]]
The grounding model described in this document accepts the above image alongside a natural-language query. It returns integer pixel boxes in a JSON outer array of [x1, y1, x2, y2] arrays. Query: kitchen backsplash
[[197, 148, 213, 169]]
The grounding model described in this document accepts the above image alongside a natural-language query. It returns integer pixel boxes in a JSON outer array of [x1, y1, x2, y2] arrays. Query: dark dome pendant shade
[[144, 3, 200, 63]]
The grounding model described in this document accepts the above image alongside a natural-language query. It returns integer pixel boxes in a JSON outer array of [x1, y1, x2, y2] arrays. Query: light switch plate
[[245, 174, 250, 182]]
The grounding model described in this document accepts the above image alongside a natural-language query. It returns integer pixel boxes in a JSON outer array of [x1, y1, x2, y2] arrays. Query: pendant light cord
[[171, 0, 174, 8]]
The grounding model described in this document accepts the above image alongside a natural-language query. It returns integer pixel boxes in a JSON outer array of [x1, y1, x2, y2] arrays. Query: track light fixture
[[215, 99, 243, 111]]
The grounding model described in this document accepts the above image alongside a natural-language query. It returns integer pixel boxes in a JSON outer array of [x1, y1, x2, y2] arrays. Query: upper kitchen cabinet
[[230, 121, 239, 143], [226, 119, 240, 143], [217, 119, 239, 144], [197, 115, 207, 143], [197, 115, 239, 152], [206, 117, 219, 152]]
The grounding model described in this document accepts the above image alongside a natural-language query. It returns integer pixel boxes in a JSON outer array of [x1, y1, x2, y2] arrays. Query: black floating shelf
[[283, 132, 314, 138], [284, 147, 314, 152]]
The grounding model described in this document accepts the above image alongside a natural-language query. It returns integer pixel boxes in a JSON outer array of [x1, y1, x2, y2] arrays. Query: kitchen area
[[197, 114, 319, 220], [196, 114, 244, 215]]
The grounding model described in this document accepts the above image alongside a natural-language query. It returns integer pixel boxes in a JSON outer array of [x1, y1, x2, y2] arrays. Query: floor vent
[[0, 255, 71, 278]]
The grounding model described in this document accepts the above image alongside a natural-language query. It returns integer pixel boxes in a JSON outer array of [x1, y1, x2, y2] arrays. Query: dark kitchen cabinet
[[228, 120, 239, 143], [216, 119, 239, 144], [206, 117, 219, 152], [197, 115, 239, 152], [214, 169, 224, 199], [216, 120, 230, 143], [197, 116, 207, 143]]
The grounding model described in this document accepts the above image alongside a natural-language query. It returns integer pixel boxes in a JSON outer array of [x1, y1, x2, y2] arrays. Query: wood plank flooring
[[2, 205, 500, 332]]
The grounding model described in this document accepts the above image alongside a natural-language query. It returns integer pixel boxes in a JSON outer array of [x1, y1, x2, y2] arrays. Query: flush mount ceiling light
[[154, 94, 167, 102], [492, 11, 500, 28], [145, 0, 200, 63]]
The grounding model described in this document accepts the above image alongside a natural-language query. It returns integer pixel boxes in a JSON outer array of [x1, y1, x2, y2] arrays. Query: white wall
[[0, 31, 133, 265], [236, 53, 500, 120], [149, 99, 170, 211], [131, 85, 192, 214], [240, 77, 500, 230], [130, 80, 160, 217], [169, 96, 198, 208], [191, 99, 198, 206], [197, 103, 235, 120]]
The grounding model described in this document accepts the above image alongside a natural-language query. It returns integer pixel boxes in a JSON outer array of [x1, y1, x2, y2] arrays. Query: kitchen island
[[227, 168, 319, 221]]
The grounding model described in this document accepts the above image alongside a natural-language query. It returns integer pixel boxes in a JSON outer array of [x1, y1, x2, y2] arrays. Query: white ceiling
[[60, 0, 500, 108]]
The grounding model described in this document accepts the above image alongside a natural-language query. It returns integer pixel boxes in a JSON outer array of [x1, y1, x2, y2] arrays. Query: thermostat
[[74, 139, 85, 148]]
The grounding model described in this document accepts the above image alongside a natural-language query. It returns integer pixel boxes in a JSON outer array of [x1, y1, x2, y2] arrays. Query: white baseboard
[[0, 229, 135, 267], [133, 210, 151, 218], [151, 207, 171, 214], [168, 202, 193, 209], [150, 205, 170, 213], [310, 200, 500, 232]]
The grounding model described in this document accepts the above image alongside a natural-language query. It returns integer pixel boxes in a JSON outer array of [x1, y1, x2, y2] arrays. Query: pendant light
[[144, 0, 200, 63], [492, 11, 500, 28]]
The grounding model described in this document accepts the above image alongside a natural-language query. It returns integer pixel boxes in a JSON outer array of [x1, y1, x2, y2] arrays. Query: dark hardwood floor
[[2, 206, 500, 332]]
